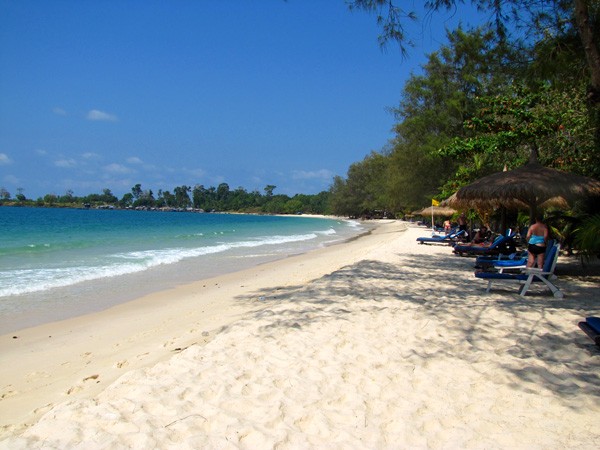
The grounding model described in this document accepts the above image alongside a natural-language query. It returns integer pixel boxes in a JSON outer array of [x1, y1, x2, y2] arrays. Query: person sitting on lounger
[[443, 219, 452, 233], [472, 226, 490, 244], [526, 216, 549, 268]]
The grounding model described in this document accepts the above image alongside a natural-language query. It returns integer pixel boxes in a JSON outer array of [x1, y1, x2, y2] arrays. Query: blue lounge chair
[[474, 243, 563, 298], [475, 239, 555, 269], [475, 251, 527, 269], [453, 231, 516, 257], [416, 228, 466, 245], [578, 317, 600, 347]]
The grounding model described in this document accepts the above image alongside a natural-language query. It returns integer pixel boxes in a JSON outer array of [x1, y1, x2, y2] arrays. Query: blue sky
[[0, 0, 483, 199]]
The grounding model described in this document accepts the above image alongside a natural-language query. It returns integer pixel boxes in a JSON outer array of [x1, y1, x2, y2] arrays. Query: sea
[[0, 207, 367, 333]]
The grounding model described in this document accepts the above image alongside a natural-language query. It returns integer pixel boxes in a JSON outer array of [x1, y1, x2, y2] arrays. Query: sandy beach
[[1, 220, 599, 449]]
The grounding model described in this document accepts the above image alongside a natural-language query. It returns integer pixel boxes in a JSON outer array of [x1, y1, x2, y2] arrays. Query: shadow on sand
[[233, 250, 600, 405]]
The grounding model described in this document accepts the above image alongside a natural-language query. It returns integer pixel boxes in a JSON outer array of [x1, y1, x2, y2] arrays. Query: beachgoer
[[472, 226, 489, 244], [443, 219, 452, 233], [458, 214, 467, 232], [526, 217, 549, 268]]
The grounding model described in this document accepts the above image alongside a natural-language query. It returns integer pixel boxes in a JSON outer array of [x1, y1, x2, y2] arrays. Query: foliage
[[328, 25, 522, 214], [332, 1, 599, 236], [349, 0, 600, 104], [328, 151, 390, 217], [439, 83, 599, 198], [0, 184, 332, 216], [573, 213, 600, 258]]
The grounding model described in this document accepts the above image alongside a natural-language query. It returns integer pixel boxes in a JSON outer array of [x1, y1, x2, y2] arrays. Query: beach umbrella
[[413, 205, 457, 230], [416, 206, 457, 216], [447, 160, 600, 223]]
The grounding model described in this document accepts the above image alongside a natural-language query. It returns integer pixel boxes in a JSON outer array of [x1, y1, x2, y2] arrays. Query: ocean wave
[[316, 228, 337, 236], [0, 232, 319, 297]]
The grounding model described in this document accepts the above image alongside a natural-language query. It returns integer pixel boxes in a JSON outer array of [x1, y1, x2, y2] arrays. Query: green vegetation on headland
[[0, 184, 333, 216]]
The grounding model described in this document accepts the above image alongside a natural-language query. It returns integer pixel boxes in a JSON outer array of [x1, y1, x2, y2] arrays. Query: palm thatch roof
[[448, 162, 600, 219], [455, 162, 600, 205], [414, 205, 457, 216]]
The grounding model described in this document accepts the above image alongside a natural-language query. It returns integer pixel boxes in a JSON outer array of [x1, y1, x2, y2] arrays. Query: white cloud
[[183, 167, 206, 178], [126, 156, 143, 164], [53, 107, 67, 116], [291, 169, 333, 180], [36, 149, 48, 156], [54, 158, 77, 168], [104, 163, 133, 174], [87, 109, 118, 122], [0, 153, 12, 165], [82, 152, 101, 160], [2, 174, 19, 185]]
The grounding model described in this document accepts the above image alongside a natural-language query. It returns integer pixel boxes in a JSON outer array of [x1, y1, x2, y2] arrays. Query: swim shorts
[[528, 244, 546, 256]]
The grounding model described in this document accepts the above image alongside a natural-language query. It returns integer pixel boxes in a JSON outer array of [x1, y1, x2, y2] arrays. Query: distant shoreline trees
[[0, 183, 333, 216]]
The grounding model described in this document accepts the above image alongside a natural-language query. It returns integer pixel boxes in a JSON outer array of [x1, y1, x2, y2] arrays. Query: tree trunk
[[574, 0, 600, 104]]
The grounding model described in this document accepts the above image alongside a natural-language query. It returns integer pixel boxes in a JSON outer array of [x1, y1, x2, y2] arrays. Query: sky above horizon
[[1, 0, 485, 200]]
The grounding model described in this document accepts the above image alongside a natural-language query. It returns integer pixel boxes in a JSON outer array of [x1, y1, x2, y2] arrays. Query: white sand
[[1, 221, 599, 449]]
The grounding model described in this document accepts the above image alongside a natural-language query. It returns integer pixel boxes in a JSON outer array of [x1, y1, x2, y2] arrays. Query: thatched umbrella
[[413, 205, 457, 230], [448, 158, 600, 224], [415, 205, 457, 216]]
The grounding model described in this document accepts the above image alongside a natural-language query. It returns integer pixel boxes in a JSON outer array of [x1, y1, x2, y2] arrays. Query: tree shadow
[[232, 249, 600, 404]]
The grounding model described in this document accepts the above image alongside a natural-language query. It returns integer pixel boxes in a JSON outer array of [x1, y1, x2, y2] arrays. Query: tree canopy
[[330, 1, 599, 220]]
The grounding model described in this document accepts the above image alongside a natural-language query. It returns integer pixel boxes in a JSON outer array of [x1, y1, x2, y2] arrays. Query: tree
[[386, 26, 518, 210], [161, 190, 176, 207], [133, 189, 155, 207], [131, 184, 143, 200], [216, 183, 230, 209], [440, 83, 600, 197], [0, 187, 10, 201], [44, 193, 58, 205], [349, 0, 600, 104], [120, 192, 134, 208], [574, 0, 600, 103], [174, 185, 191, 208], [15, 188, 26, 202], [192, 185, 209, 210], [101, 188, 118, 204], [264, 185, 276, 197], [329, 151, 390, 217]]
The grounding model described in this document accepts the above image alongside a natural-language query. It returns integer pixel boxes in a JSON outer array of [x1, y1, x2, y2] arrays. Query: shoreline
[[0, 213, 366, 334], [0, 219, 400, 438], [2, 220, 600, 448]]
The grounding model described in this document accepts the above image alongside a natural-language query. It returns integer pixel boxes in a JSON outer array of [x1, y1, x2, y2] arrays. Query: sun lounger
[[578, 317, 600, 347], [475, 251, 527, 269], [474, 243, 563, 298], [453, 232, 516, 257], [475, 239, 555, 269], [416, 229, 466, 245]]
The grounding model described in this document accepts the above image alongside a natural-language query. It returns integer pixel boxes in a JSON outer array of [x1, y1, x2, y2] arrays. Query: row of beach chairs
[[416, 226, 600, 348], [416, 227, 562, 298]]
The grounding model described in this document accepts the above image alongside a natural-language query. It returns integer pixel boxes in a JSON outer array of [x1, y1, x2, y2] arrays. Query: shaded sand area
[[1, 221, 599, 448]]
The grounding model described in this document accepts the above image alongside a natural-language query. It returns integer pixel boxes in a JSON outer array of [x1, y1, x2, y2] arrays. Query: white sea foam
[[0, 233, 321, 297]]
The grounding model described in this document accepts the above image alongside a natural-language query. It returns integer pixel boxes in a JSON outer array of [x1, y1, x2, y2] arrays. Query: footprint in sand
[[115, 360, 129, 369], [33, 403, 53, 415], [66, 374, 100, 395], [0, 388, 18, 400], [26, 371, 51, 381]]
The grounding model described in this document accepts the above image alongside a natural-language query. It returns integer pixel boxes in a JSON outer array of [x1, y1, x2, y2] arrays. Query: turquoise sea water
[[0, 207, 366, 332]]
